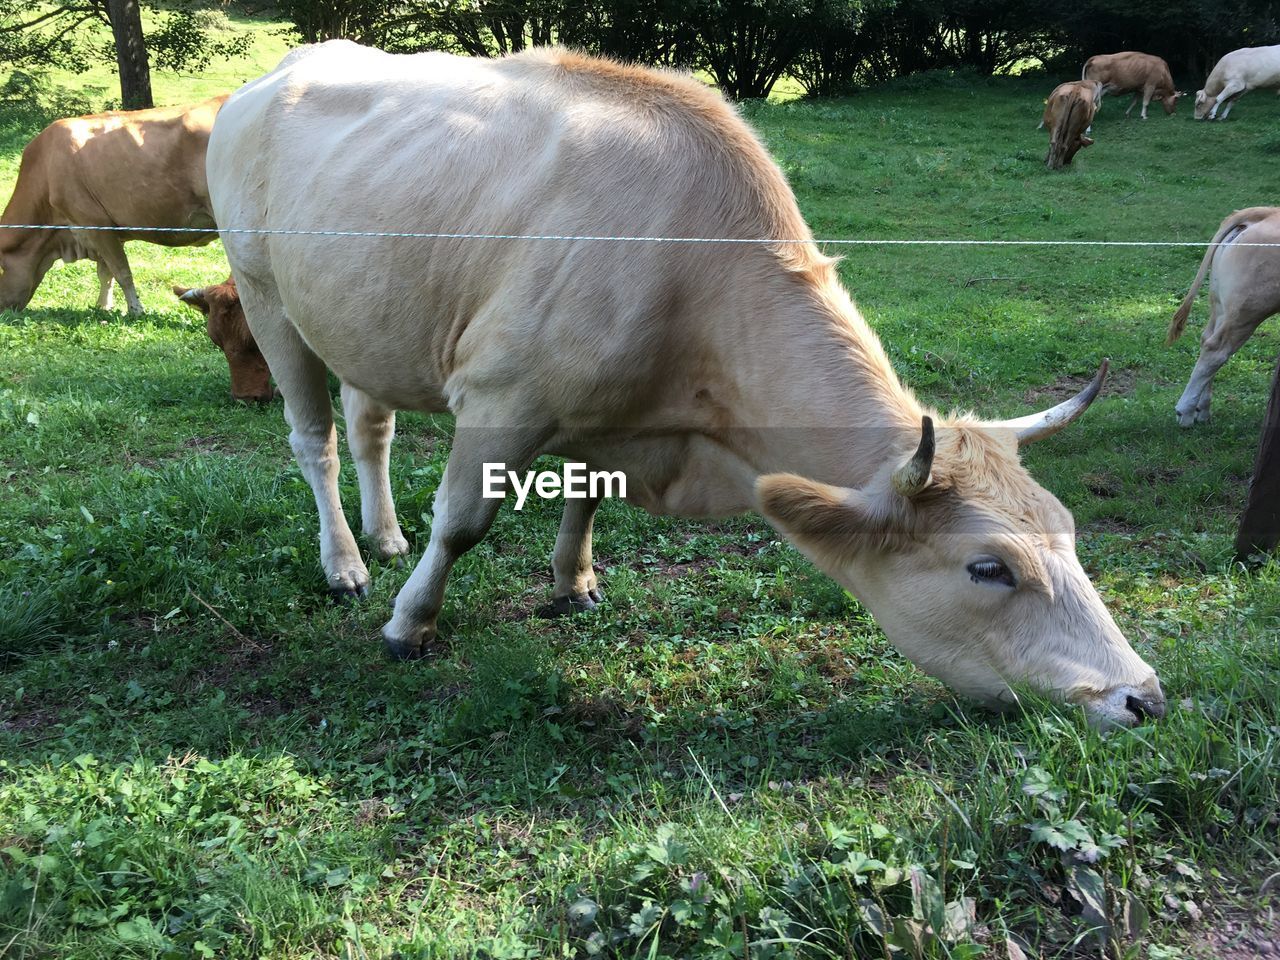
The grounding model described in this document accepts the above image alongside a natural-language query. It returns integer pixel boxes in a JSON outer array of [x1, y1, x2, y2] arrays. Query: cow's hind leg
[[95, 261, 114, 310], [341, 383, 410, 562], [93, 237, 142, 315], [546, 492, 605, 615], [382, 416, 548, 658]]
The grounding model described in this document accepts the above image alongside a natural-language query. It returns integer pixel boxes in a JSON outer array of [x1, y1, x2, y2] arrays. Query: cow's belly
[[554, 433, 757, 518]]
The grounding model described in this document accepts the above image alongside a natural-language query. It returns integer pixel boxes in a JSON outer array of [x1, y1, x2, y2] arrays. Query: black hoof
[[382, 628, 436, 660], [542, 588, 605, 618], [329, 583, 368, 603]]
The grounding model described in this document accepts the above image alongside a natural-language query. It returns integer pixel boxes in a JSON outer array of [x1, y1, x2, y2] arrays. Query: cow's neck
[[717, 267, 926, 492]]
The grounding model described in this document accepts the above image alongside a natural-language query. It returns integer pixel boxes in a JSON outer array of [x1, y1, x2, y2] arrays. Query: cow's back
[[34, 96, 225, 241], [1209, 44, 1280, 86], [208, 43, 825, 417], [1084, 52, 1173, 91]]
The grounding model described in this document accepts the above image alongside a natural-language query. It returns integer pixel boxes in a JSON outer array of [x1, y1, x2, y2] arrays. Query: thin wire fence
[[1, 222, 1279, 247]]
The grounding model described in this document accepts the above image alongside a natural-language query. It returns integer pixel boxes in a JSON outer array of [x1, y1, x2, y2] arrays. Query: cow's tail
[[1081, 57, 1092, 81], [1167, 208, 1267, 343], [1046, 98, 1079, 169]]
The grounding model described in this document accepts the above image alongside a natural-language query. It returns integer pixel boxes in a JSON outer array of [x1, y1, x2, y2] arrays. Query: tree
[[106, 0, 150, 108], [0, 0, 252, 109], [688, 0, 819, 99]]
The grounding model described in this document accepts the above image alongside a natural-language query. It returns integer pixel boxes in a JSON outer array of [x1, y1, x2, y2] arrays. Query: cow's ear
[[173, 285, 209, 314], [756, 474, 894, 558]]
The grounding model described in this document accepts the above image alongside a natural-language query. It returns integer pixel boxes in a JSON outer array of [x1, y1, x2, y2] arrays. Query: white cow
[[1168, 207, 1280, 425], [207, 42, 1165, 726], [1195, 44, 1280, 119]]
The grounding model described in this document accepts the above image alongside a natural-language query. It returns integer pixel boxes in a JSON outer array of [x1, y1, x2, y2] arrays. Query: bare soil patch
[[1024, 366, 1141, 403]]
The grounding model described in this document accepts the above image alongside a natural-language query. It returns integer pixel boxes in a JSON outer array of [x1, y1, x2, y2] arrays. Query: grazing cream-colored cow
[[1168, 207, 1280, 426], [208, 42, 1165, 726], [0, 95, 226, 314], [1042, 80, 1101, 169], [1082, 52, 1183, 120], [1195, 44, 1280, 120]]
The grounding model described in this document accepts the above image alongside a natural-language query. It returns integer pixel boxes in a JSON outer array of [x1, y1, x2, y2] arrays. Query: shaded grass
[[0, 64, 1278, 958]]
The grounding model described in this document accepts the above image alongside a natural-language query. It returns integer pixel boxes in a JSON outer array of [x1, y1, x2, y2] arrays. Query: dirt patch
[[0, 703, 64, 741], [1135, 464, 1184, 484], [1082, 471, 1123, 499], [1023, 366, 1140, 404], [181, 435, 231, 454], [1188, 907, 1280, 959], [1082, 517, 1140, 535], [657, 558, 718, 578]]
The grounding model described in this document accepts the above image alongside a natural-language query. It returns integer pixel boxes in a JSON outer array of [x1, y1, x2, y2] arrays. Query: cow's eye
[[966, 558, 1016, 588]]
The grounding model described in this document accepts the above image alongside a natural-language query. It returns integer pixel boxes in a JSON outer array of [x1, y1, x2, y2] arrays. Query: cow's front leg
[[341, 383, 409, 562], [548, 492, 605, 615], [93, 237, 142, 315], [1210, 81, 1246, 119], [95, 261, 114, 310], [382, 419, 548, 658], [1125, 93, 1140, 117]]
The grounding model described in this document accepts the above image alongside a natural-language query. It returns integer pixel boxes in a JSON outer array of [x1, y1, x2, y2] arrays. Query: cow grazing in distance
[[1042, 81, 1100, 169], [1168, 207, 1280, 426], [0, 95, 226, 315], [1195, 45, 1280, 119], [208, 42, 1166, 727], [173, 276, 274, 403], [1082, 52, 1183, 120]]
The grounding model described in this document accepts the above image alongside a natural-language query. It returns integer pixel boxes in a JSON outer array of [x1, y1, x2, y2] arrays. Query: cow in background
[[173, 276, 274, 403], [1042, 81, 1100, 169], [0, 95, 226, 315], [1082, 52, 1183, 120], [1167, 207, 1280, 426], [1195, 45, 1280, 120]]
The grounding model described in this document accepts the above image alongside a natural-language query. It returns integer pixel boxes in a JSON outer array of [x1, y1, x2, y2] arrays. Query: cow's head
[[0, 229, 59, 312], [1161, 91, 1186, 115], [758, 363, 1165, 728], [173, 278, 274, 402], [1193, 89, 1211, 119]]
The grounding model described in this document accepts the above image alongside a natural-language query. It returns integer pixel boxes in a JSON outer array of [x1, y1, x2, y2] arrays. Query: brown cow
[[1042, 81, 1100, 169], [1082, 52, 1183, 120], [0, 95, 226, 315], [173, 276, 274, 403]]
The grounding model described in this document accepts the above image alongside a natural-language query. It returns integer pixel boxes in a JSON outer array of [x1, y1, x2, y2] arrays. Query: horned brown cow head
[[174, 277, 275, 403], [758, 363, 1166, 728], [1160, 91, 1186, 115]]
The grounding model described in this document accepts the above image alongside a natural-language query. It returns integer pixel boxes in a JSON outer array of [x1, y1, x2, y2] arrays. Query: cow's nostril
[[1125, 694, 1167, 722]]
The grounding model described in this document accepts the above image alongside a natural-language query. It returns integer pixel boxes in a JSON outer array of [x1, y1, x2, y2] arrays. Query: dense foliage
[[276, 0, 1280, 98], [0, 0, 251, 106]]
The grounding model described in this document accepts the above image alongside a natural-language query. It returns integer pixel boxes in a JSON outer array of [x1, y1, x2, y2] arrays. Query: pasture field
[[2, 62, 1280, 959]]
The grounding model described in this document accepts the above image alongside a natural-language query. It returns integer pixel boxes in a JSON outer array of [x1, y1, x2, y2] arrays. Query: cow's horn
[[179, 287, 206, 303], [997, 359, 1109, 446], [892, 415, 935, 496]]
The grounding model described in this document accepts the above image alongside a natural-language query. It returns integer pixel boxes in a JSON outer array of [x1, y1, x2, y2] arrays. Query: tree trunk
[[1235, 355, 1280, 561], [106, 0, 153, 110]]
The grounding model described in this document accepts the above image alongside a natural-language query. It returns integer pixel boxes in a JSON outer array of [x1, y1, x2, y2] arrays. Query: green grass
[[2, 58, 1279, 959]]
